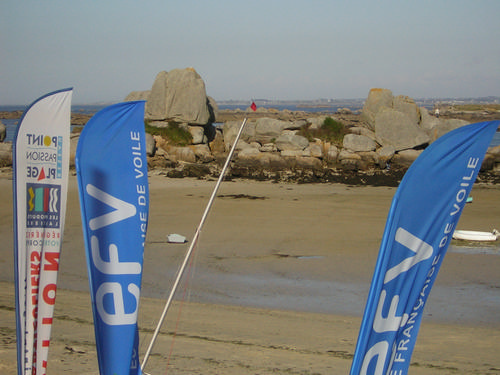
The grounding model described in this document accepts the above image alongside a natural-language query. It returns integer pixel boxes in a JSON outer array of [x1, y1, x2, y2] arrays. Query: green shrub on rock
[[145, 121, 193, 146], [298, 117, 346, 146]]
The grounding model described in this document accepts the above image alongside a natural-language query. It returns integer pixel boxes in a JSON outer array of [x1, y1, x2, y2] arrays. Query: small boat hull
[[452, 229, 499, 242]]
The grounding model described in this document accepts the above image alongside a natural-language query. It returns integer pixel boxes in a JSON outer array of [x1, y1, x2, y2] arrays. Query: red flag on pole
[[250, 101, 257, 111]]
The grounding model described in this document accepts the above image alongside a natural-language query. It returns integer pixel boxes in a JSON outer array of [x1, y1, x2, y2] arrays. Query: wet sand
[[0, 174, 499, 374]]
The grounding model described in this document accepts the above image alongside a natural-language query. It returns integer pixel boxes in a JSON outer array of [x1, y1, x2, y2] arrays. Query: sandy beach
[[0, 173, 499, 374]]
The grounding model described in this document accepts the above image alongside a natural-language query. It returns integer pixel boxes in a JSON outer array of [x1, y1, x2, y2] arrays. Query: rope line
[[164, 237, 199, 374]]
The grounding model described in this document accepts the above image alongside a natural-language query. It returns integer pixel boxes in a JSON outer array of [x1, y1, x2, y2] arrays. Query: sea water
[[491, 129, 500, 147], [143, 256, 500, 325], [2, 105, 500, 146], [1, 104, 104, 142]]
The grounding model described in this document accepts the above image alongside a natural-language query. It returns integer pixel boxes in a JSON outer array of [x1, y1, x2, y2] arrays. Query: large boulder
[[393, 95, 420, 125], [349, 126, 377, 141], [223, 120, 256, 150], [394, 149, 423, 167], [209, 128, 225, 154], [375, 109, 430, 151], [419, 107, 441, 131], [361, 88, 393, 130], [145, 68, 213, 125], [125, 91, 150, 101], [338, 150, 364, 170], [191, 144, 214, 162], [482, 145, 500, 171], [238, 147, 261, 158], [295, 156, 323, 170], [376, 145, 395, 168], [260, 143, 278, 152], [145, 71, 168, 121], [307, 116, 328, 130], [254, 118, 287, 144], [343, 133, 376, 152], [284, 119, 307, 130], [234, 139, 253, 151], [0, 142, 12, 166], [145, 133, 156, 156], [420, 108, 470, 143], [69, 133, 80, 167], [188, 125, 206, 145], [235, 151, 289, 170], [275, 131, 309, 151], [281, 149, 305, 157], [427, 118, 469, 143], [207, 96, 218, 123], [0, 121, 6, 142], [165, 146, 197, 163], [306, 142, 323, 158], [325, 144, 339, 164]]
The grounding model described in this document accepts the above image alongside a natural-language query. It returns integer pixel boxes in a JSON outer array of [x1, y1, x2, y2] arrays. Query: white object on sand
[[452, 229, 499, 242], [167, 233, 187, 243]]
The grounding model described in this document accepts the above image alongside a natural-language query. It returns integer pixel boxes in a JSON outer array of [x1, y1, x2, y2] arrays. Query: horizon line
[[1, 95, 499, 107]]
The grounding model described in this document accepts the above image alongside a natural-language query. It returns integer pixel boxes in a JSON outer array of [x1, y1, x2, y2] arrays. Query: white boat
[[452, 229, 499, 242]]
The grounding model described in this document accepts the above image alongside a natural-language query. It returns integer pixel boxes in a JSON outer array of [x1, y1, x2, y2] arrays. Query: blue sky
[[1, 0, 499, 104]]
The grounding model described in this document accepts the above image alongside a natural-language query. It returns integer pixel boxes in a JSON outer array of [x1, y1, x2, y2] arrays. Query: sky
[[1, 0, 499, 105]]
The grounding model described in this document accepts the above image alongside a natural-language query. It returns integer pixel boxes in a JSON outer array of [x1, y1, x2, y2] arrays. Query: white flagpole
[[141, 118, 248, 371]]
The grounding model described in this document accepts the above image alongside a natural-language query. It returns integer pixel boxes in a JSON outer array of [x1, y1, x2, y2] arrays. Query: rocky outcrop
[[360, 88, 476, 155], [0, 116, 498, 186], [3, 82, 497, 186], [139, 86, 498, 181], [362, 88, 430, 151]]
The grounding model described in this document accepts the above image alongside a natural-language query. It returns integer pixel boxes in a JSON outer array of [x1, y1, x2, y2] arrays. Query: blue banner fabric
[[76, 101, 148, 375], [350, 121, 499, 375]]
